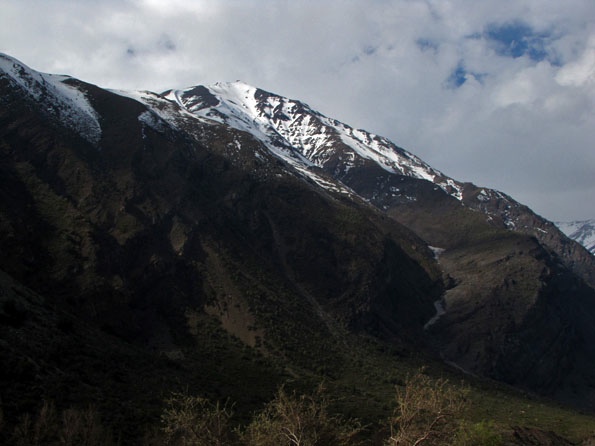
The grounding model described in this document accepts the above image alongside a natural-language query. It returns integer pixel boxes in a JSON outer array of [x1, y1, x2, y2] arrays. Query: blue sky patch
[[447, 63, 467, 88], [484, 21, 551, 61], [445, 62, 485, 89]]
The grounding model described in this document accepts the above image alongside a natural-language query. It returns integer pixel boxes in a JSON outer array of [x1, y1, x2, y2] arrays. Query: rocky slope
[[2, 53, 595, 441]]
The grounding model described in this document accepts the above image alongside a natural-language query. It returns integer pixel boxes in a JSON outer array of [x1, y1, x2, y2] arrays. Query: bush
[[242, 385, 363, 446], [161, 392, 235, 446], [386, 370, 468, 446]]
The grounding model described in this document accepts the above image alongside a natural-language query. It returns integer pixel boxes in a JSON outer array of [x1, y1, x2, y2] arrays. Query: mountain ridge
[[162, 81, 465, 199]]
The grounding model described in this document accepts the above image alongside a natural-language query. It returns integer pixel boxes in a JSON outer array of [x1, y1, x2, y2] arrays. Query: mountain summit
[[162, 81, 463, 199], [2, 53, 595, 442]]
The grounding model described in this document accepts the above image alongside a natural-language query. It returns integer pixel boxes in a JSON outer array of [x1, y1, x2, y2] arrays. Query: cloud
[[556, 35, 595, 87], [0, 0, 594, 221]]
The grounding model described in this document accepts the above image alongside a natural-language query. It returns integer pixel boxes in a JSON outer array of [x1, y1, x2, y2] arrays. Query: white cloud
[[556, 35, 595, 87], [1, 0, 594, 221]]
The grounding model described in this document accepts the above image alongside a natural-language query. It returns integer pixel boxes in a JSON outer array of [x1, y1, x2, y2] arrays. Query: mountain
[[160, 80, 595, 404], [557, 220, 595, 255], [161, 81, 595, 287], [2, 53, 595, 443], [157, 79, 595, 399], [0, 53, 444, 440]]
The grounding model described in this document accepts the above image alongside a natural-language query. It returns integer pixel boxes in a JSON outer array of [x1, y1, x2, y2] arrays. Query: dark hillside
[[0, 69, 445, 440]]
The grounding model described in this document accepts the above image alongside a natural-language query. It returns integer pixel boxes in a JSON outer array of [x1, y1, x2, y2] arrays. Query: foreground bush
[[242, 385, 363, 446], [161, 393, 235, 446], [386, 371, 468, 446]]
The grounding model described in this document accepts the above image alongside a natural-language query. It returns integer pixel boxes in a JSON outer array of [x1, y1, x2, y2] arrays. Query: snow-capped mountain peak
[[164, 81, 464, 201]]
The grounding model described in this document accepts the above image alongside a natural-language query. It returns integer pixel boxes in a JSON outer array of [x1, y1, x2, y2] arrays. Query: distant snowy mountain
[[556, 220, 595, 255]]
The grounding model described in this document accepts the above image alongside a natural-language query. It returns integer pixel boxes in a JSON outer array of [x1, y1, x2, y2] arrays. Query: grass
[[304, 332, 595, 443], [465, 385, 595, 442]]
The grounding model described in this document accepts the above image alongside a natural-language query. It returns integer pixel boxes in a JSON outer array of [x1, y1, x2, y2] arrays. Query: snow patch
[[0, 53, 101, 144], [429, 246, 445, 259], [138, 110, 167, 133], [477, 189, 490, 202]]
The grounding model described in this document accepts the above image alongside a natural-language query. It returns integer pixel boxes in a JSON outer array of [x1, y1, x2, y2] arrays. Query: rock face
[[2, 52, 595, 434]]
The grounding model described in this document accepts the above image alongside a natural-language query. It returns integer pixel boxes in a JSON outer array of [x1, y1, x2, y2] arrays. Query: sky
[[1, 0, 594, 222]]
